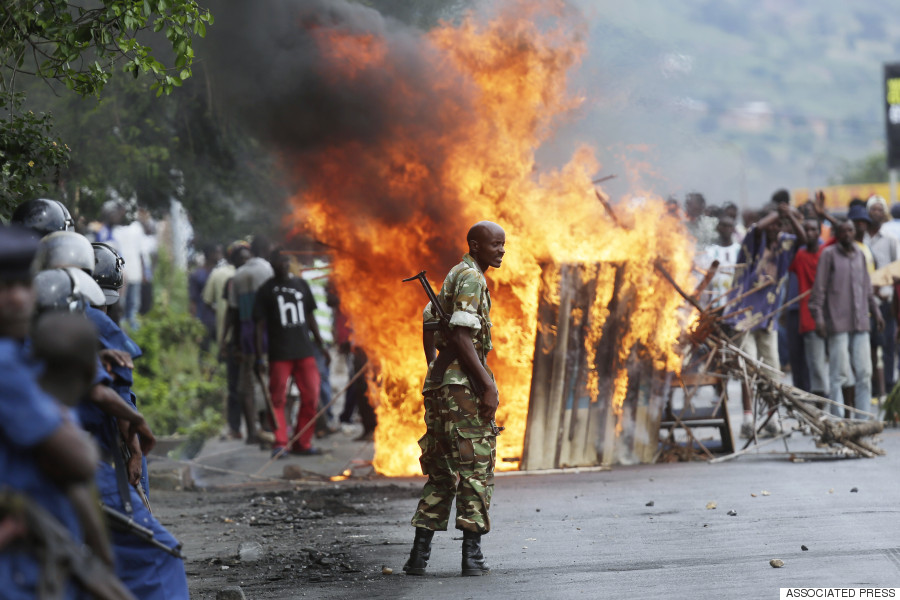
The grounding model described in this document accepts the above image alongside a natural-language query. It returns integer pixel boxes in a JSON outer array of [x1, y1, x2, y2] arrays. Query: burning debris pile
[[660, 262, 884, 461]]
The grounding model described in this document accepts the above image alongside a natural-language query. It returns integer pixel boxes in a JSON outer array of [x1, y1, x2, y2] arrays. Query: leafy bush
[[131, 250, 224, 443]]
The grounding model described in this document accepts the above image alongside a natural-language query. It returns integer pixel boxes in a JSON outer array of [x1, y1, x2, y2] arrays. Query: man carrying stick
[[254, 249, 328, 457], [729, 191, 807, 438], [403, 221, 505, 577]]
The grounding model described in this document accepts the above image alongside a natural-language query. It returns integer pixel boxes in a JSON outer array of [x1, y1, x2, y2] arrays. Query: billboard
[[886, 63, 900, 169]]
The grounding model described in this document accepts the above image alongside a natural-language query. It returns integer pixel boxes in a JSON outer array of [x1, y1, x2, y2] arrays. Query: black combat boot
[[402, 528, 434, 576], [461, 530, 490, 576]]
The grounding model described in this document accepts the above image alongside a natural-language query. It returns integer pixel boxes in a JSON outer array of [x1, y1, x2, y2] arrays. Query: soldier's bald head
[[467, 221, 504, 248], [466, 221, 506, 271]]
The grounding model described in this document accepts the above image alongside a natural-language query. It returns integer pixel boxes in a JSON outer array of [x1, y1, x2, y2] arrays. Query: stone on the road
[[770, 559, 785, 568], [149, 466, 194, 491], [216, 586, 246, 600], [238, 541, 263, 562]]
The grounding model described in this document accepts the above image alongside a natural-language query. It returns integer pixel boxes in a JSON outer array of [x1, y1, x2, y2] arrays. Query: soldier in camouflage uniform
[[403, 221, 506, 577]]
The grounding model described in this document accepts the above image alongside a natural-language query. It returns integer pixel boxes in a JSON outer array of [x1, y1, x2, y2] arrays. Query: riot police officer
[[0, 224, 131, 599], [11, 198, 74, 237], [85, 242, 191, 600]]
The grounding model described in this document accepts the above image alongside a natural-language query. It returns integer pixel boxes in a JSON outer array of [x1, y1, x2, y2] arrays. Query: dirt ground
[[153, 481, 421, 599]]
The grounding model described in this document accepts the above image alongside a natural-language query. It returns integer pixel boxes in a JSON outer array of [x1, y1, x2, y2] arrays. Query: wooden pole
[[255, 361, 370, 475]]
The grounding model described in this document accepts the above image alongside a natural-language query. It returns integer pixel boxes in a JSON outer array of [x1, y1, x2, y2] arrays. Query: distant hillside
[[551, 0, 900, 208]]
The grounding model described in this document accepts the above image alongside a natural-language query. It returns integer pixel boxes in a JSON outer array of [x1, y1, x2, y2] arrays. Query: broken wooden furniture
[[660, 372, 734, 456]]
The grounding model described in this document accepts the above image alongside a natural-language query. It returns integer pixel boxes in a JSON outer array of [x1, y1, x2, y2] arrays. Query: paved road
[[150, 380, 900, 599], [307, 429, 900, 600]]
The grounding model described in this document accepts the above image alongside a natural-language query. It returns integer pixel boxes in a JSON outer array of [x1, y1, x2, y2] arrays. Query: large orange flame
[[287, 2, 693, 476]]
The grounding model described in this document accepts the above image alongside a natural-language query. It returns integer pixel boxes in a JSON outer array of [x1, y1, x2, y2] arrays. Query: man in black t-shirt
[[253, 249, 327, 456]]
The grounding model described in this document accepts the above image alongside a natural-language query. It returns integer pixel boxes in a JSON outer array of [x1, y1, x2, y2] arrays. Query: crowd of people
[[683, 189, 900, 437], [187, 237, 376, 457], [0, 197, 375, 598]]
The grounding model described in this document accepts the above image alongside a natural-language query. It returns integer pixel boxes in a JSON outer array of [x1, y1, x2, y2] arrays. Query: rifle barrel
[[100, 504, 185, 559], [403, 272, 449, 321]]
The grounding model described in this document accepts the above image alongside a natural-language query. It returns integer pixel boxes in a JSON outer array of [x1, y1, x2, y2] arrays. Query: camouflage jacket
[[422, 253, 493, 393]]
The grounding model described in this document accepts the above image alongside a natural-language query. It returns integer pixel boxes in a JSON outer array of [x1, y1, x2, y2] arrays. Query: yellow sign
[[888, 78, 900, 105], [792, 183, 891, 210]]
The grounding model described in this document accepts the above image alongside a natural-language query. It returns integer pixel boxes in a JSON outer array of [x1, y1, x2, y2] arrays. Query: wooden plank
[[548, 266, 576, 469], [521, 265, 560, 470], [561, 264, 597, 467]]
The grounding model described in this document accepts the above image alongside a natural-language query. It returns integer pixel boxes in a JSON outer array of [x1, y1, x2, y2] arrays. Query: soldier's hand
[[479, 382, 499, 422], [127, 451, 142, 486], [128, 417, 156, 455], [99, 348, 134, 371]]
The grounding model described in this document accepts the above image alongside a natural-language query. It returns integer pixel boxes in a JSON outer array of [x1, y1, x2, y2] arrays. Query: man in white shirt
[[696, 217, 741, 309], [879, 202, 900, 241]]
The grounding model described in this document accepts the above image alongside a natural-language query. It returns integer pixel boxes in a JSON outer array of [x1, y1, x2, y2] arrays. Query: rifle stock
[[0, 492, 136, 600]]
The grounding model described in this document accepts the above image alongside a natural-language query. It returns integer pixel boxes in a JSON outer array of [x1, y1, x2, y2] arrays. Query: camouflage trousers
[[411, 384, 496, 534]]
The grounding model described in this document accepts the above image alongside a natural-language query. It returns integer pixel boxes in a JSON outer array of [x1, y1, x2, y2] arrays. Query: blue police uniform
[[0, 339, 83, 600], [81, 307, 189, 600], [85, 306, 149, 496]]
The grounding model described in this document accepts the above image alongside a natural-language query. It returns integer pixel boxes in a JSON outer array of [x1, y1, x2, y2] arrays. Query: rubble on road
[[169, 484, 419, 598]]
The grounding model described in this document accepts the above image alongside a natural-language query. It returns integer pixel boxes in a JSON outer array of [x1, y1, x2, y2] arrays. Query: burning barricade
[[275, 1, 881, 473]]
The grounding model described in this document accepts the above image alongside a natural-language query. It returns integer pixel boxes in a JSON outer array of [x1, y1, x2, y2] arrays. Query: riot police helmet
[[35, 231, 96, 274], [33, 268, 86, 314], [11, 198, 74, 237], [91, 242, 125, 305], [56, 201, 74, 228]]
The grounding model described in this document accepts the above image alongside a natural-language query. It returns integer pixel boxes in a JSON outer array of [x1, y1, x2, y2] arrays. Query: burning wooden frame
[[521, 262, 670, 469]]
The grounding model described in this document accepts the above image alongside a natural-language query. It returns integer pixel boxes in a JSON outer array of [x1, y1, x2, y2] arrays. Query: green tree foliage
[[0, 0, 212, 214], [23, 71, 284, 242], [834, 151, 889, 185], [0, 93, 69, 203]]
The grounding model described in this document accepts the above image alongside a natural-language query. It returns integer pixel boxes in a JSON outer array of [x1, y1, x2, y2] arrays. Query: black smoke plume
[[202, 0, 476, 234]]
